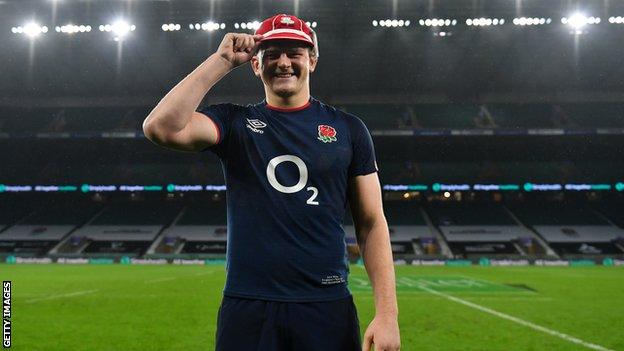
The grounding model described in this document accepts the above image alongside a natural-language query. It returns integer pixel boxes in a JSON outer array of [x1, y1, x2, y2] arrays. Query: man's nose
[[277, 53, 291, 68]]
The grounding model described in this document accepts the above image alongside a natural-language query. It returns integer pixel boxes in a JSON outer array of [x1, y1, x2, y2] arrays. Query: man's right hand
[[217, 33, 264, 69]]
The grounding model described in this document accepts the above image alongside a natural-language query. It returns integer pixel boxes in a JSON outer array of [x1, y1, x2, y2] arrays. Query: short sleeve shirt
[[198, 97, 377, 302]]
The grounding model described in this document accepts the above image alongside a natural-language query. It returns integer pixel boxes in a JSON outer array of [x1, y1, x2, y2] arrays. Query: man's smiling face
[[252, 40, 317, 98]]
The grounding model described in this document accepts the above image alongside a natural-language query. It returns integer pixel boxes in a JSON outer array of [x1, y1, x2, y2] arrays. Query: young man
[[143, 14, 400, 351]]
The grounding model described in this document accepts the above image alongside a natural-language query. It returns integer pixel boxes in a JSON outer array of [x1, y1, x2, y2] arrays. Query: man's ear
[[309, 56, 318, 73], [251, 55, 262, 77]]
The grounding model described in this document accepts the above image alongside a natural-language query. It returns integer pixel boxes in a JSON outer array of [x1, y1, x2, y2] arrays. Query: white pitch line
[[420, 286, 614, 351], [26, 289, 99, 303], [145, 277, 176, 284], [356, 295, 553, 301], [457, 296, 554, 301]]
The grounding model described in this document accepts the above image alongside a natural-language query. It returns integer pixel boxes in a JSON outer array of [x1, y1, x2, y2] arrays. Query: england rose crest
[[317, 125, 337, 143]]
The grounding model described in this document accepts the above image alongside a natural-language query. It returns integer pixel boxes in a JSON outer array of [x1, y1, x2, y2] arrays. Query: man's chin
[[271, 86, 297, 98]]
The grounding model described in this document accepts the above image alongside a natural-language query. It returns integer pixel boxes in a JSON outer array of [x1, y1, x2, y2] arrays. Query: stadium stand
[[424, 202, 550, 259], [595, 202, 624, 228], [510, 203, 624, 259], [335, 103, 624, 130], [52, 201, 182, 257], [0, 107, 56, 133], [2, 196, 624, 262], [2, 101, 624, 263], [0, 106, 149, 133], [412, 104, 480, 129], [563, 103, 624, 128], [487, 104, 559, 128], [4, 103, 624, 133], [345, 201, 445, 260], [0, 201, 33, 232], [379, 161, 624, 185], [44, 108, 124, 132], [339, 104, 407, 130], [147, 200, 227, 258], [0, 200, 101, 256], [385, 202, 440, 258]]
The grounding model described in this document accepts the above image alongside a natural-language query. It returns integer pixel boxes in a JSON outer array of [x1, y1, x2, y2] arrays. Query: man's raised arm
[[142, 33, 263, 152]]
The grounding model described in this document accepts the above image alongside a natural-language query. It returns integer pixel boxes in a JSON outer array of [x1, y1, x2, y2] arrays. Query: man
[[143, 14, 400, 351]]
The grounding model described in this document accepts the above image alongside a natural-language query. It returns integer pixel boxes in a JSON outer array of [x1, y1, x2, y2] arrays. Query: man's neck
[[265, 91, 311, 110]]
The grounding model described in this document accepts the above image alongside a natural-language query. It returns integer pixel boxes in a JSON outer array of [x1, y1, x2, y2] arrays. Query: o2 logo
[[266, 155, 319, 205]]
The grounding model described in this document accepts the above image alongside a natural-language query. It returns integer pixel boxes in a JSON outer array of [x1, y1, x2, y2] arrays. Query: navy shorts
[[215, 295, 362, 351]]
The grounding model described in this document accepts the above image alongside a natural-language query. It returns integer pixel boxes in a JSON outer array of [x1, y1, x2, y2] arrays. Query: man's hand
[[216, 33, 264, 69], [362, 313, 401, 351]]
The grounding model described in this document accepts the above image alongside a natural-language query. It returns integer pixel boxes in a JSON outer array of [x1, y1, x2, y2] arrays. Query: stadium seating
[[563, 103, 624, 128], [0, 202, 33, 231], [1, 198, 623, 261], [378, 160, 624, 185], [338, 103, 618, 130], [594, 202, 624, 228], [54, 201, 183, 257], [425, 202, 549, 259], [510, 203, 624, 258], [0, 107, 56, 133], [487, 104, 556, 128], [149, 201, 228, 258], [339, 104, 406, 129], [4, 103, 624, 134], [0, 106, 149, 133], [345, 202, 444, 259], [411, 104, 479, 128], [0, 200, 102, 256]]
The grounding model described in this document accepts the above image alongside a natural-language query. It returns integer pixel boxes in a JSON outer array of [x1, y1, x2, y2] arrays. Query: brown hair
[[255, 40, 317, 61]]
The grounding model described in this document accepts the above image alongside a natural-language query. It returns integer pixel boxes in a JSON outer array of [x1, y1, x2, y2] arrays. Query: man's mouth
[[274, 72, 295, 78]]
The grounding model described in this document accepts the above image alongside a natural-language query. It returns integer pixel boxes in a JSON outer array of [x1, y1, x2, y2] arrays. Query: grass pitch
[[1, 264, 623, 350]]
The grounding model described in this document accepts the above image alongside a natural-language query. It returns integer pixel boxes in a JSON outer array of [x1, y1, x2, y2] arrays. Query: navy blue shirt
[[199, 97, 377, 302]]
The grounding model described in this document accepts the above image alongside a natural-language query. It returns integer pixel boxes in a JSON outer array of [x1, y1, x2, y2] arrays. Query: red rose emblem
[[319, 125, 336, 137], [317, 125, 337, 143]]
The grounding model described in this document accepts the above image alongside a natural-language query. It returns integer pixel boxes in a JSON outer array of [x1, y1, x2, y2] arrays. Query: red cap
[[255, 14, 316, 49]]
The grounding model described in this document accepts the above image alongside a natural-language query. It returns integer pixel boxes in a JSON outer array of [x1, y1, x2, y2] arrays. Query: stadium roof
[[2, 0, 624, 106]]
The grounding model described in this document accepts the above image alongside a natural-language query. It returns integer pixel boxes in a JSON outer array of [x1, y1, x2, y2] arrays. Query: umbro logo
[[246, 118, 267, 134]]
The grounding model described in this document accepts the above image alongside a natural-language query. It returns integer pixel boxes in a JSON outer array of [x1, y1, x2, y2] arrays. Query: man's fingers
[[251, 37, 263, 52], [230, 35, 238, 50], [217, 33, 258, 67], [244, 36, 253, 52], [236, 37, 245, 51], [362, 332, 373, 351], [231, 34, 256, 53], [223, 33, 261, 52], [252, 34, 264, 49]]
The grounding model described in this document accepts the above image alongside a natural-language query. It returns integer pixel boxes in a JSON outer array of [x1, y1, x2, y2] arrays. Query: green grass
[[1, 264, 623, 350]]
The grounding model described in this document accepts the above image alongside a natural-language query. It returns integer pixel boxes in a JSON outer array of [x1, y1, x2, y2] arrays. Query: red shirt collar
[[265, 99, 311, 112]]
